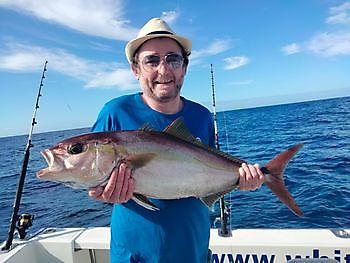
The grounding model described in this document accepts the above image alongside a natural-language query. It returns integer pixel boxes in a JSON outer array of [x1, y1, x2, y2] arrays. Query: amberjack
[[37, 118, 303, 216]]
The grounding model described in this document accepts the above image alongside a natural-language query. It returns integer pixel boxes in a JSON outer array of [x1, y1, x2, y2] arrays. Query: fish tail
[[263, 144, 304, 217]]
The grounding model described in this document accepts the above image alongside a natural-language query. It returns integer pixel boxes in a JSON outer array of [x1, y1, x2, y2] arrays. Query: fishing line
[[222, 111, 230, 153]]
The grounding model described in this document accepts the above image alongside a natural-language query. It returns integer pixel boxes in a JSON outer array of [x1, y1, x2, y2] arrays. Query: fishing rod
[[2, 61, 48, 251], [210, 64, 230, 237]]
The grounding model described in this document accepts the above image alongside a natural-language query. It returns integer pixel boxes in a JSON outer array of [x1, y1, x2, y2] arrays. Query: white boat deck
[[1, 227, 349, 262]]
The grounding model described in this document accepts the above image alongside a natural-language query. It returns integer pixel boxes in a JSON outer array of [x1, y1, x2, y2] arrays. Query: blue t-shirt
[[92, 93, 215, 263]]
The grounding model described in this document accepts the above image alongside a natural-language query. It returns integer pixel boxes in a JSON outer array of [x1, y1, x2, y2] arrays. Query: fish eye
[[68, 143, 86, 155]]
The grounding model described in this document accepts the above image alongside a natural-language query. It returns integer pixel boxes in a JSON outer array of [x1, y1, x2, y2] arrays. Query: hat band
[[146, 30, 174, 36]]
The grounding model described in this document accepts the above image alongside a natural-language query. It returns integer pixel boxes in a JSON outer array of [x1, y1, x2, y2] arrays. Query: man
[[89, 18, 264, 263]]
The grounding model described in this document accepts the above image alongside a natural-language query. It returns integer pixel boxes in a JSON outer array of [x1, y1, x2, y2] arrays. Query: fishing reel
[[16, 213, 34, 239]]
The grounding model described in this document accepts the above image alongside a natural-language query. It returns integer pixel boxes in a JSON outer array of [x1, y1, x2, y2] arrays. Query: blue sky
[[1, 0, 350, 137]]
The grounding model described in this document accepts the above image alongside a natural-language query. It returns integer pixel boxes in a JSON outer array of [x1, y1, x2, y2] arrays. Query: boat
[[1, 226, 349, 262]]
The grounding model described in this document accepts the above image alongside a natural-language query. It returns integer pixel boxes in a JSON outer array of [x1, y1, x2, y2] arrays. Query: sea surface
[[1, 96, 349, 241]]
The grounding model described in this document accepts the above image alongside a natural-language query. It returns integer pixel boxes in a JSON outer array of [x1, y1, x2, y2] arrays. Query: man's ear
[[131, 64, 140, 80]]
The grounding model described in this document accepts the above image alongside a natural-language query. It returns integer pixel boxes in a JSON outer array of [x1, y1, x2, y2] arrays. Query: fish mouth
[[37, 149, 54, 178]]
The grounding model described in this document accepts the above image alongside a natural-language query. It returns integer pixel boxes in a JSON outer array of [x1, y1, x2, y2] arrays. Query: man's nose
[[157, 59, 170, 73]]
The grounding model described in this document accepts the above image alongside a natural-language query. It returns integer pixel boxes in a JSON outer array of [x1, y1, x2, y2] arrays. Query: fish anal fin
[[201, 189, 233, 208], [132, 193, 159, 211], [125, 153, 157, 169]]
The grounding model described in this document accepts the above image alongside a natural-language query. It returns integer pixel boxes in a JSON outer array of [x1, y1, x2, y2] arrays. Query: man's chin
[[155, 91, 179, 102], [154, 87, 179, 99]]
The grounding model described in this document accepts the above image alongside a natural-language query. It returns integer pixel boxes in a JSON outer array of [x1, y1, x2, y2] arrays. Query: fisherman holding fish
[[38, 17, 303, 262], [87, 18, 265, 263]]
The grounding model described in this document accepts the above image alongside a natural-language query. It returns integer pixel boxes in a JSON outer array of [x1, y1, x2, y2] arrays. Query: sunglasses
[[140, 53, 184, 72]]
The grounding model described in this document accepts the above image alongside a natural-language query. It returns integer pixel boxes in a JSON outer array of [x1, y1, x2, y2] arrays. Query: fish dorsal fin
[[211, 148, 245, 166], [164, 118, 245, 165], [132, 193, 159, 211], [140, 123, 155, 132], [163, 118, 203, 146]]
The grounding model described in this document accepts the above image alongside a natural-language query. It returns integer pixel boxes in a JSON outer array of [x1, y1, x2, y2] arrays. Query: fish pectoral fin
[[125, 153, 157, 169], [132, 193, 159, 211], [201, 189, 232, 208]]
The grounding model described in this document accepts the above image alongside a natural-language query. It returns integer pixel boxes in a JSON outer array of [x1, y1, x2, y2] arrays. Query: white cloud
[[226, 80, 253, 86], [161, 10, 180, 24], [326, 2, 350, 24], [306, 31, 350, 56], [281, 43, 301, 55], [282, 31, 350, 57], [89, 41, 115, 52], [281, 2, 350, 57], [0, 42, 137, 90], [0, 0, 139, 40], [223, 56, 250, 70], [86, 69, 137, 90], [191, 40, 232, 60]]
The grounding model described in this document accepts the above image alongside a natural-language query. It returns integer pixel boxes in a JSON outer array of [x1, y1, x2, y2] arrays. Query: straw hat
[[125, 18, 192, 64]]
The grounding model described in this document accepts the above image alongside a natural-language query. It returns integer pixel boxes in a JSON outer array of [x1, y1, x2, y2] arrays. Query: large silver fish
[[37, 118, 303, 216]]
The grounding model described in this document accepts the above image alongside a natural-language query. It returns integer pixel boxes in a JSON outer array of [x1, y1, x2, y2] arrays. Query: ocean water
[[0, 96, 349, 241]]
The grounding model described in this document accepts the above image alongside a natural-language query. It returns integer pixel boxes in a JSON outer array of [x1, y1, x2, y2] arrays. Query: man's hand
[[238, 163, 264, 191], [88, 163, 135, 203]]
